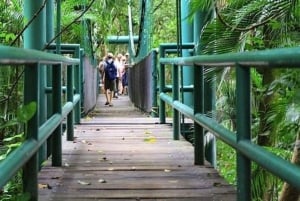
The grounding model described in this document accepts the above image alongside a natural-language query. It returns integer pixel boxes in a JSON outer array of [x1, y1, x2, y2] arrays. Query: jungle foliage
[[190, 0, 300, 200]]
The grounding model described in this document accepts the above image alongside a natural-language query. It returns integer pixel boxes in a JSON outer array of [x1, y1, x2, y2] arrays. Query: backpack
[[104, 61, 117, 81]]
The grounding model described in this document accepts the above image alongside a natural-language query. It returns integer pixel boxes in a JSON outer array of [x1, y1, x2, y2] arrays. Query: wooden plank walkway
[[38, 94, 236, 201]]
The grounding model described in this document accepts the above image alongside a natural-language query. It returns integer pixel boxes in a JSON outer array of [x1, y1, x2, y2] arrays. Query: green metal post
[[46, 0, 54, 158], [67, 65, 74, 141], [80, 48, 85, 114], [173, 64, 180, 140], [52, 64, 62, 166], [74, 46, 81, 123], [56, 0, 61, 54], [24, 2, 45, 50], [38, 64, 47, 167], [46, 0, 54, 116], [194, 64, 205, 165], [194, 10, 217, 167], [159, 46, 166, 123], [23, 64, 39, 201], [193, 10, 206, 166], [236, 65, 251, 201], [23, 1, 44, 199], [36, 0, 47, 168], [181, 0, 194, 107], [151, 49, 158, 117]]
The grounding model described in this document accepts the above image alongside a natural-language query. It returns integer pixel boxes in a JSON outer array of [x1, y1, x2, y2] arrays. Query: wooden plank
[[38, 94, 236, 200]]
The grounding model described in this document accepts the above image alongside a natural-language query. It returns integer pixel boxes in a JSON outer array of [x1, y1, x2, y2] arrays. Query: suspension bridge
[[1, 1, 300, 201]]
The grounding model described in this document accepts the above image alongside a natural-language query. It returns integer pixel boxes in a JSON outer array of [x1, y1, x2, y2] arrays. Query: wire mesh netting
[[128, 51, 154, 113]]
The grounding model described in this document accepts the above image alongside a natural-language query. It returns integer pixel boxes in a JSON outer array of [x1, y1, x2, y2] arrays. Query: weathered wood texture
[[38, 94, 236, 201]]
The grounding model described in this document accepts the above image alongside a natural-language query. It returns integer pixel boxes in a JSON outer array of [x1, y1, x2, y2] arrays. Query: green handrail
[[159, 46, 300, 200], [0, 45, 79, 65], [160, 46, 300, 67], [0, 45, 81, 199]]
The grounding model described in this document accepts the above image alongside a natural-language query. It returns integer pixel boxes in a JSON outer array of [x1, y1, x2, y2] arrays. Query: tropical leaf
[[3, 133, 24, 142], [200, 19, 241, 54], [16, 102, 36, 123]]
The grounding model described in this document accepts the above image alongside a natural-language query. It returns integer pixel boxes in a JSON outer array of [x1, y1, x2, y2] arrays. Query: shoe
[[105, 102, 109, 105], [109, 103, 113, 107]]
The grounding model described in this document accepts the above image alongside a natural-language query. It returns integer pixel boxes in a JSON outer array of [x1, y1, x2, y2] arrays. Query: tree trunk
[[279, 136, 300, 201], [255, 68, 276, 201], [257, 68, 275, 146]]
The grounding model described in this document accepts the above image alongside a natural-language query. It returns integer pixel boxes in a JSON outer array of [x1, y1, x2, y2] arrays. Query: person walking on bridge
[[103, 52, 117, 107]]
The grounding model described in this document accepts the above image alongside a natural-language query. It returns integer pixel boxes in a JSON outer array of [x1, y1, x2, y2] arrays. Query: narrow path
[[38, 94, 236, 201]]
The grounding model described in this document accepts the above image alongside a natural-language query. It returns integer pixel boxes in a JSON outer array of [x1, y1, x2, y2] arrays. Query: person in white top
[[113, 53, 124, 98]]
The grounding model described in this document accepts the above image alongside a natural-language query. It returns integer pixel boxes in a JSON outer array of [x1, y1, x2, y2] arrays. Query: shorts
[[104, 78, 116, 92]]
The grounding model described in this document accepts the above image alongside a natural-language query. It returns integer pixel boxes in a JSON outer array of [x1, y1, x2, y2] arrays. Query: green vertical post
[[194, 10, 216, 167], [56, 0, 61, 54], [24, 1, 45, 50], [151, 49, 158, 117], [181, 0, 194, 107], [67, 65, 74, 141], [46, 0, 54, 158], [52, 64, 62, 166], [23, 1, 44, 200], [23, 64, 39, 201], [173, 64, 180, 140], [46, 0, 54, 116], [159, 46, 166, 123], [74, 46, 81, 123], [36, 0, 47, 168], [80, 48, 85, 113], [193, 64, 205, 165], [38, 64, 47, 167], [236, 65, 251, 201]]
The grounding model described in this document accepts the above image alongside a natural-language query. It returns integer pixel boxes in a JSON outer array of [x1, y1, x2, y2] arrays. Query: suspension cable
[[127, 0, 136, 56], [127, 0, 146, 58], [4, 0, 48, 106], [4, 0, 96, 105], [44, 0, 96, 50], [135, 0, 146, 58], [176, 0, 182, 57]]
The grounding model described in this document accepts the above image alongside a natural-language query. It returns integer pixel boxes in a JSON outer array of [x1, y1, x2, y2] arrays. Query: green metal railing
[[0, 45, 81, 200], [159, 46, 300, 200]]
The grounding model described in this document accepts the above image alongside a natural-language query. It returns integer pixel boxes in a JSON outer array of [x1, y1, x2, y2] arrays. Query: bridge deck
[[38, 94, 236, 201]]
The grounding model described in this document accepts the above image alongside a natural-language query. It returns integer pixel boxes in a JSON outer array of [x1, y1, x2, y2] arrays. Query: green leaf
[[7, 142, 22, 149], [17, 102, 37, 123], [3, 133, 24, 142]]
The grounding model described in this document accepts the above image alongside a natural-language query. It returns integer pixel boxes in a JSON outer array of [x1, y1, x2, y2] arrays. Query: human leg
[[104, 78, 110, 105], [104, 90, 110, 105], [114, 78, 119, 98], [108, 79, 116, 106], [118, 77, 122, 95]]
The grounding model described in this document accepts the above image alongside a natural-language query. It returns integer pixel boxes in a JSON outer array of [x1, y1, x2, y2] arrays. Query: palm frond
[[190, 0, 215, 12], [200, 19, 242, 54]]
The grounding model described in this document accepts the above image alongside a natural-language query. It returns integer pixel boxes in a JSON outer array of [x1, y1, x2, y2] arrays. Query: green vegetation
[[0, 103, 36, 201], [190, 0, 300, 200], [1, 0, 300, 200]]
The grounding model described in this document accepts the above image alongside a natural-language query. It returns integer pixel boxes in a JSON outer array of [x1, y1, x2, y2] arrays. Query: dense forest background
[[1, 0, 300, 200]]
